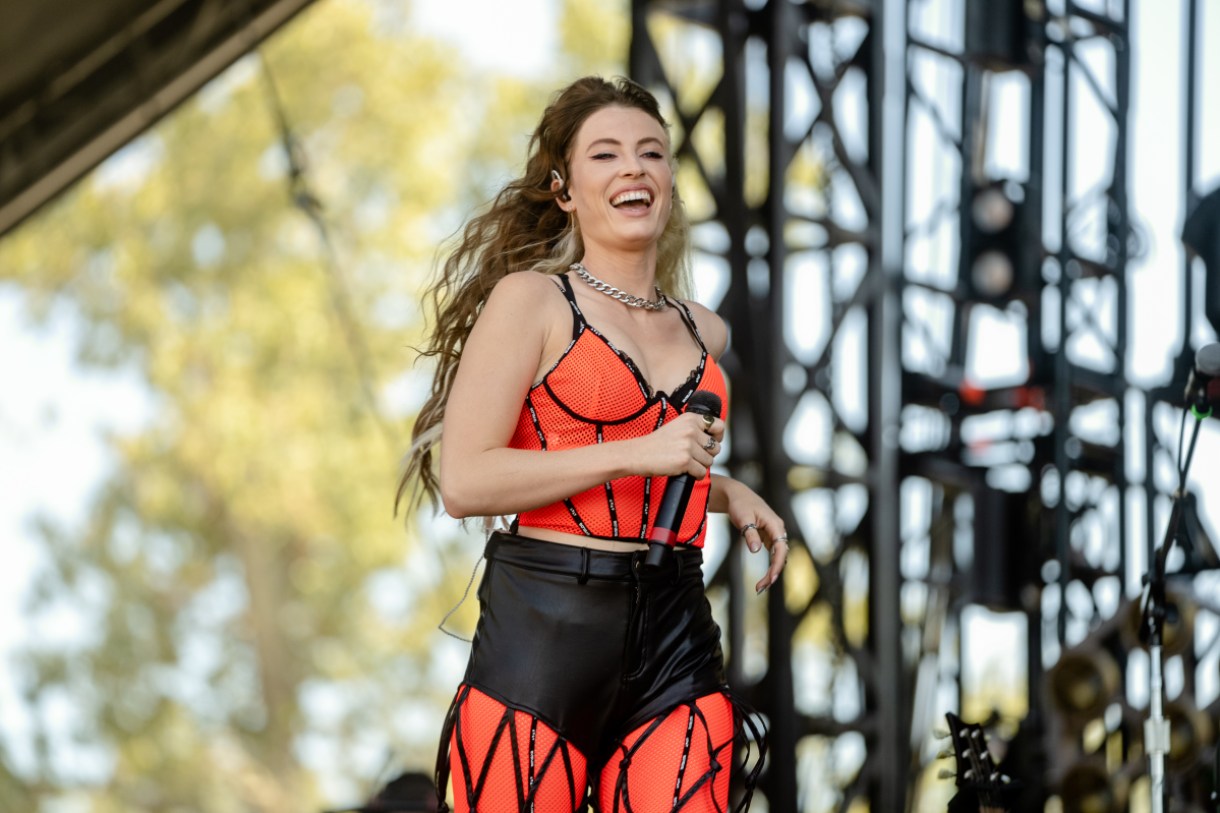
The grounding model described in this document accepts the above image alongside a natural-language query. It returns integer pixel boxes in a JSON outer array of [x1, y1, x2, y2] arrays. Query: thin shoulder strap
[[555, 273, 586, 338], [668, 297, 709, 353]]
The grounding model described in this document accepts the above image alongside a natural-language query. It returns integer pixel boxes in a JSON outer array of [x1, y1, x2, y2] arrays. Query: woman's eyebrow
[[585, 136, 666, 151]]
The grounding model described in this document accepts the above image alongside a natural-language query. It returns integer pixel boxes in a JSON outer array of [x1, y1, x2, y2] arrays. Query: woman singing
[[399, 75, 789, 813]]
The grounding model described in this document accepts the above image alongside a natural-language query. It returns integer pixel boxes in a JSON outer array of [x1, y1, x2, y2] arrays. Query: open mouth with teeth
[[611, 189, 653, 211]]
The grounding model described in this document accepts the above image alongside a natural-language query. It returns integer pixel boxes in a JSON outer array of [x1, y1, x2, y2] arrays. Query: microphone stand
[[1214, 742, 1220, 813], [1140, 397, 1209, 813]]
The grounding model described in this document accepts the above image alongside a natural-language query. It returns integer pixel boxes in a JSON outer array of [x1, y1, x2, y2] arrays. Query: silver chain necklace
[[571, 263, 667, 311]]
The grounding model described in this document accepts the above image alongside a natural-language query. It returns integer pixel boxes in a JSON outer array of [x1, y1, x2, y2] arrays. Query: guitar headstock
[[942, 712, 1019, 812]]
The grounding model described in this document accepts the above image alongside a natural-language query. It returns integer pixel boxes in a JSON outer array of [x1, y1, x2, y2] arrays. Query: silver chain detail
[[571, 263, 667, 311]]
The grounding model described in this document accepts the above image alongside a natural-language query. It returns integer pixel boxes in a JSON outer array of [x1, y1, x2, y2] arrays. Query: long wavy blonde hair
[[397, 76, 693, 512]]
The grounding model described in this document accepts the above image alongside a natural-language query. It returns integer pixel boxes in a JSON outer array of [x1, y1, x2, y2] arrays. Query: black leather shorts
[[462, 531, 728, 765]]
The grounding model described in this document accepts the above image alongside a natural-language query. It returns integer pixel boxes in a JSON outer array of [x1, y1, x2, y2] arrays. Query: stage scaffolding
[[629, 0, 1220, 809]]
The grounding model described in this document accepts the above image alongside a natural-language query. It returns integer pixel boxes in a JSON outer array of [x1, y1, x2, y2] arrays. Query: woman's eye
[[643, 151, 665, 160], [593, 152, 615, 160]]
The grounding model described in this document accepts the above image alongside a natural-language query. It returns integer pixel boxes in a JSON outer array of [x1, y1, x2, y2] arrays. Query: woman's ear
[[550, 169, 573, 210]]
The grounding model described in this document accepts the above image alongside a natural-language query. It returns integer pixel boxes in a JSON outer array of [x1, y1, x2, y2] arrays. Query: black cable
[[256, 49, 397, 446]]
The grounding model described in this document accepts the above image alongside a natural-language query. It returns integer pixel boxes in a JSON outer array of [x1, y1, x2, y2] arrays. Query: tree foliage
[[0, 0, 627, 810]]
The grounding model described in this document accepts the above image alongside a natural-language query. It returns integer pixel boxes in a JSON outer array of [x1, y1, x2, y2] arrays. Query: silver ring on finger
[[741, 523, 758, 534], [703, 435, 716, 451]]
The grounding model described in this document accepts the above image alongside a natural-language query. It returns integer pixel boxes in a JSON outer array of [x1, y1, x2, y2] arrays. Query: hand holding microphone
[[645, 391, 722, 569]]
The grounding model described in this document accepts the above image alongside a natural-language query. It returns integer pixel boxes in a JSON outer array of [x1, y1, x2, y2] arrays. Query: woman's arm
[[710, 474, 789, 594], [692, 304, 789, 592], [438, 272, 720, 519]]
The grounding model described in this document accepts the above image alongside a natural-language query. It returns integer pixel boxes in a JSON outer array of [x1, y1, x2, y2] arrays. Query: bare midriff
[[517, 525, 649, 553]]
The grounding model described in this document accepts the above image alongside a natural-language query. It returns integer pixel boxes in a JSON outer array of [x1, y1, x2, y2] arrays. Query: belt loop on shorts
[[578, 547, 591, 584]]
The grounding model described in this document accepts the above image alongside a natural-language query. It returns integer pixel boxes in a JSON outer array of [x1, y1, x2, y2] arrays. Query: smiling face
[[558, 105, 674, 260]]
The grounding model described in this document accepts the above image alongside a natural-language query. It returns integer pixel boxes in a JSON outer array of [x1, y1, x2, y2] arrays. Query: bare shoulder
[[475, 271, 572, 373], [678, 298, 729, 358], [488, 270, 567, 306], [481, 271, 569, 327]]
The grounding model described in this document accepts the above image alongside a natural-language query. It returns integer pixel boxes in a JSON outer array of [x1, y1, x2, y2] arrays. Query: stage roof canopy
[[0, 0, 319, 237]]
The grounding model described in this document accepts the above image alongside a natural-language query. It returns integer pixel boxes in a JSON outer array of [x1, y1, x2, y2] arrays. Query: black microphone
[[644, 391, 722, 569], [1184, 342, 1220, 415]]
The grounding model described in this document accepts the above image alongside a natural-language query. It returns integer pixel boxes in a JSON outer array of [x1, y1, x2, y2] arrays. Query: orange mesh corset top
[[510, 274, 728, 546]]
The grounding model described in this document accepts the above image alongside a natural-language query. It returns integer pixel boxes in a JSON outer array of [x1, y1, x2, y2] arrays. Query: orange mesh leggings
[[445, 686, 735, 813]]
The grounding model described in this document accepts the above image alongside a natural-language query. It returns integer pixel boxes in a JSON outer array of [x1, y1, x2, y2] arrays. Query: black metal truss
[[628, 1, 1215, 811], [631, 0, 905, 809], [901, 1, 1144, 806]]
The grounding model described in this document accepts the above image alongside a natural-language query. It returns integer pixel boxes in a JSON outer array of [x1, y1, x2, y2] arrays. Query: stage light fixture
[[1048, 647, 1121, 723], [1164, 697, 1216, 771], [961, 179, 1038, 304], [1058, 758, 1129, 813], [1121, 695, 1217, 772], [972, 183, 1016, 232], [1119, 588, 1195, 658], [971, 251, 1016, 301]]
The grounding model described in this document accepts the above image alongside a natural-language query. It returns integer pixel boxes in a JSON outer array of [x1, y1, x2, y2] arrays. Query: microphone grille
[[687, 390, 722, 416], [1196, 343, 1220, 376]]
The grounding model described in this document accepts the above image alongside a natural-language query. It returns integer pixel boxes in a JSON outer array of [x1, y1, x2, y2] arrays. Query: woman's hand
[[627, 411, 725, 479], [710, 475, 790, 595]]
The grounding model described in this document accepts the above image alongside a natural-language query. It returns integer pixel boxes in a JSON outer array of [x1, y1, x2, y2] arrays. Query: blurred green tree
[[0, 0, 626, 810]]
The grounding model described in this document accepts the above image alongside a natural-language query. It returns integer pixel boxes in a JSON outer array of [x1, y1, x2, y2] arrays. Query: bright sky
[[1, 0, 1218, 803], [411, 0, 557, 77], [0, 295, 156, 777]]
